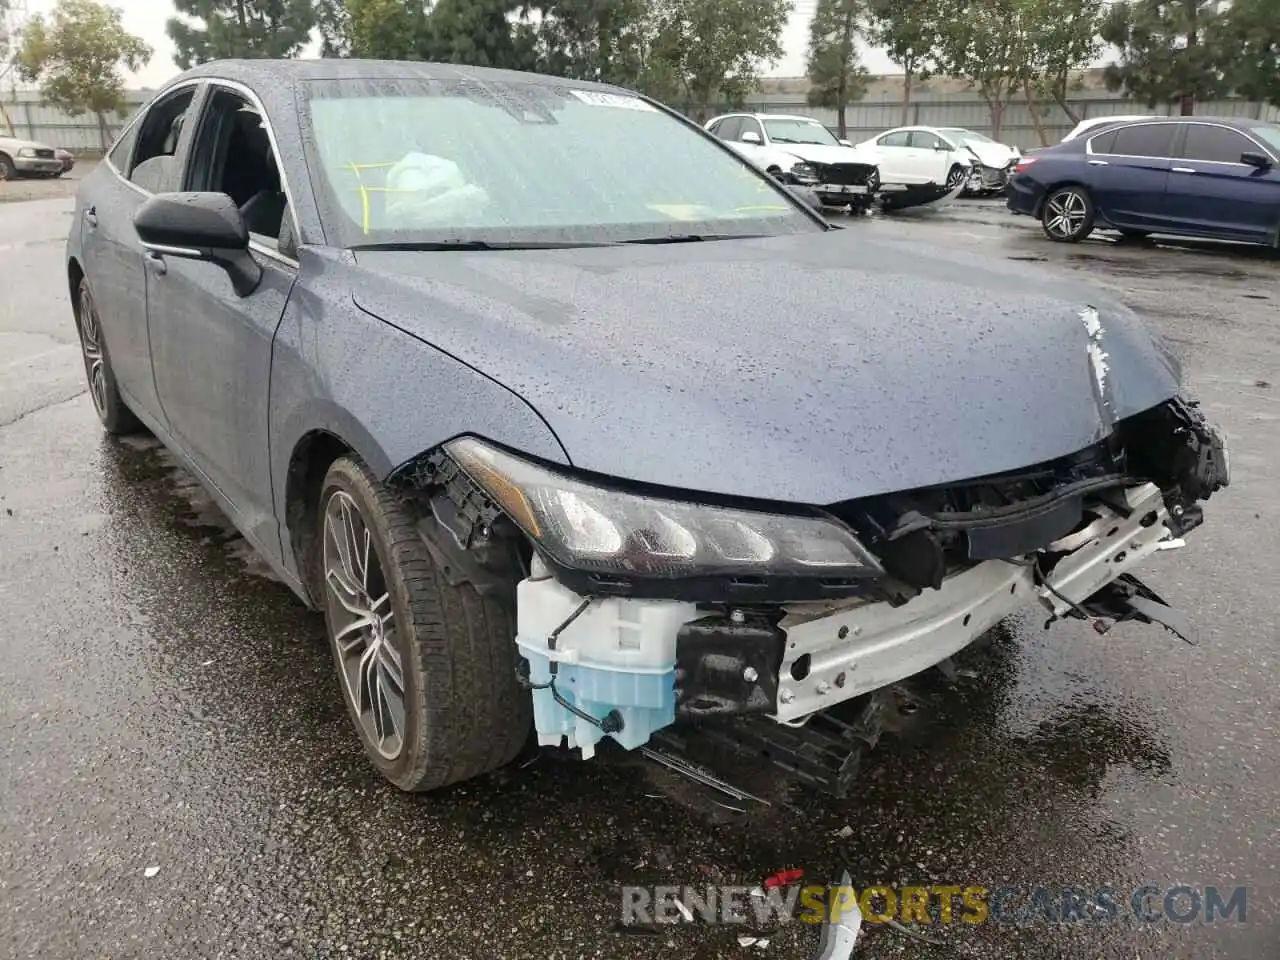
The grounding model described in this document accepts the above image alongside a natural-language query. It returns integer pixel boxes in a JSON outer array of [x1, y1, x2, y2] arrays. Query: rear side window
[[1088, 129, 1118, 154], [106, 121, 140, 171], [879, 131, 910, 147], [129, 88, 197, 192], [1112, 124, 1175, 159], [1180, 124, 1255, 164]]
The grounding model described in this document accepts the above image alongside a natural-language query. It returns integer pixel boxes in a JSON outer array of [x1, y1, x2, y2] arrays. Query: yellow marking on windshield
[[734, 204, 790, 213]]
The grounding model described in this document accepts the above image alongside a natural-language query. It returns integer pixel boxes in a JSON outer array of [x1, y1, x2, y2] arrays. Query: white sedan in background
[[855, 126, 973, 192]]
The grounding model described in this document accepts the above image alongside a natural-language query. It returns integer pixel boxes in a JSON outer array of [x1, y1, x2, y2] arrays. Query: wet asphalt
[[1, 195, 1278, 960]]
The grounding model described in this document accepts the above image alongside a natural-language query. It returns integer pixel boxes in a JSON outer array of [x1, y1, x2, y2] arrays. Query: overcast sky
[[26, 0, 901, 89]]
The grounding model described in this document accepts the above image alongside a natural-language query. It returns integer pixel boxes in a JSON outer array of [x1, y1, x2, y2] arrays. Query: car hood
[[773, 142, 878, 166], [964, 141, 1018, 167], [350, 231, 1180, 505], [0, 135, 55, 152]]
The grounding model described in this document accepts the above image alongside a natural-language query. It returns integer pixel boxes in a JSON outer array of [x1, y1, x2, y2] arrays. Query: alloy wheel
[[78, 292, 108, 417], [1044, 189, 1088, 240], [322, 489, 406, 760], [946, 166, 964, 190]]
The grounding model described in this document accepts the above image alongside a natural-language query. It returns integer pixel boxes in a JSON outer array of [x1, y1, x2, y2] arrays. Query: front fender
[[269, 250, 570, 579]]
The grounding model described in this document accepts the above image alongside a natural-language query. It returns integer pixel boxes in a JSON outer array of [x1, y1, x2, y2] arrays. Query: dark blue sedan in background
[[1008, 117, 1280, 247]]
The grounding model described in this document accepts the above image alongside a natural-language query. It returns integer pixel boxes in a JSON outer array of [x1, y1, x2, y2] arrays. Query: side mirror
[[134, 191, 262, 297], [934, 143, 948, 151], [741, 131, 762, 145], [1241, 151, 1272, 169]]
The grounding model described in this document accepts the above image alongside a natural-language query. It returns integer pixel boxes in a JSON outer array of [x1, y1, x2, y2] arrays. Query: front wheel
[[1041, 186, 1095, 242], [945, 165, 966, 191], [317, 455, 531, 791]]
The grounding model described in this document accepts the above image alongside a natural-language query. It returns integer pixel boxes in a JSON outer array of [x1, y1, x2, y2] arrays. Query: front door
[[1164, 123, 1280, 242], [144, 82, 299, 559]]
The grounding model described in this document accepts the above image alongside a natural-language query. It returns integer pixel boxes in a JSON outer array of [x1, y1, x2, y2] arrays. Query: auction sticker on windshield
[[569, 90, 657, 111]]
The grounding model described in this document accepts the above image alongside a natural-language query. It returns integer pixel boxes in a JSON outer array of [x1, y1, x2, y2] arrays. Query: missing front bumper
[[515, 482, 1188, 756]]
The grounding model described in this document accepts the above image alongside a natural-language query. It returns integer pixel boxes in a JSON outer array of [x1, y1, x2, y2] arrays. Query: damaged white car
[[68, 60, 1229, 798]]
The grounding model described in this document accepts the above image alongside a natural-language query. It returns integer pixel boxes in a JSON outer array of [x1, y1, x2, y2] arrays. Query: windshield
[[762, 118, 841, 146], [299, 78, 819, 248], [1248, 124, 1280, 154], [942, 129, 993, 145]]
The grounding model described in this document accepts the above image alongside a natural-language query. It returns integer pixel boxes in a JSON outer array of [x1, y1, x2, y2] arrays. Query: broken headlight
[[789, 161, 820, 184], [446, 437, 883, 585]]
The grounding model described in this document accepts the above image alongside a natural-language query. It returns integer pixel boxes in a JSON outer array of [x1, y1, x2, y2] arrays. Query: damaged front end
[[395, 396, 1228, 783]]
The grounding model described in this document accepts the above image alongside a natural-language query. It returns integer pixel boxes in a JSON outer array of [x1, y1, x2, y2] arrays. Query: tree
[[865, 0, 936, 126], [1217, 0, 1280, 108], [532, 0, 650, 86], [343, 0, 430, 59], [1100, 0, 1231, 115], [167, 0, 316, 68], [805, 0, 867, 138], [1023, 0, 1102, 127], [638, 0, 792, 115], [314, 0, 352, 55], [933, 0, 1035, 139], [420, 0, 538, 68], [14, 0, 150, 149]]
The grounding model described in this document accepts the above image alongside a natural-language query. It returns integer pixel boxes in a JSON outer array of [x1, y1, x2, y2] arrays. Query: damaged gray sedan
[[66, 59, 1229, 795]]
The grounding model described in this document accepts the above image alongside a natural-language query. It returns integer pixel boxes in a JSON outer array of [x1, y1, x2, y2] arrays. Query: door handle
[[83, 207, 98, 228], [1087, 159, 1108, 166], [1171, 166, 1196, 174], [144, 252, 168, 276]]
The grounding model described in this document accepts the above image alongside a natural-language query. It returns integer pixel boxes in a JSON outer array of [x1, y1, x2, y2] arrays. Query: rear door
[[144, 81, 299, 558], [78, 84, 200, 425], [1165, 123, 1280, 241], [1088, 122, 1177, 229]]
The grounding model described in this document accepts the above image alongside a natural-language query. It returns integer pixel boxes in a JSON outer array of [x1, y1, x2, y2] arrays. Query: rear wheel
[[317, 455, 531, 791], [76, 279, 141, 435], [1041, 186, 1095, 242], [0, 154, 15, 181]]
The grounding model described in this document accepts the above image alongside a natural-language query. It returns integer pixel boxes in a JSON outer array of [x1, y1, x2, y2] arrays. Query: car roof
[[709, 112, 823, 122], [179, 58, 628, 94]]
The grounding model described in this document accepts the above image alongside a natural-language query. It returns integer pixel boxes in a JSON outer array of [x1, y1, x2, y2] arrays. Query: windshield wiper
[[619, 233, 769, 244], [350, 239, 617, 252]]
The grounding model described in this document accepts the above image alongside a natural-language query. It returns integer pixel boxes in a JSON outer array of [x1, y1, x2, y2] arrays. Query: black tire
[[317, 455, 531, 792], [0, 153, 15, 181], [1040, 185, 1095, 242], [76, 279, 142, 435], [945, 164, 966, 192]]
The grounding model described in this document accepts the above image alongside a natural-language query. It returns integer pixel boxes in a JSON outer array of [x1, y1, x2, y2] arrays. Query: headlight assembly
[[445, 437, 884, 592], [789, 161, 820, 184], [17, 147, 36, 158]]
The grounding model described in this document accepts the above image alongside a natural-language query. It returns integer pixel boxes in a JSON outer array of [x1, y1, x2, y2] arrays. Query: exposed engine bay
[[398, 396, 1229, 792]]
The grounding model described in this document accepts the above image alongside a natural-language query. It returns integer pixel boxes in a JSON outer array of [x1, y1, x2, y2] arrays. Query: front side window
[[908, 131, 945, 150], [1179, 124, 1256, 164], [762, 118, 838, 146], [186, 87, 290, 247], [738, 118, 763, 141], [300, 79, 820, 247], [1111, 123, 1175, 159], [714, 116, 743, 141], [106, 120, 140, 172]]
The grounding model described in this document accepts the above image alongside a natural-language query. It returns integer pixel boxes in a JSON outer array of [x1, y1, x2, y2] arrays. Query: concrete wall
[[0, 90, 150, 154]]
